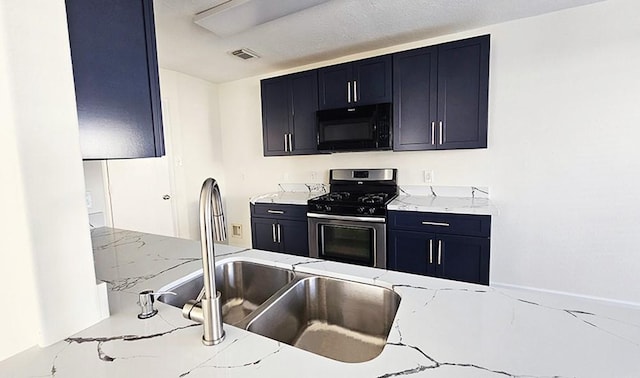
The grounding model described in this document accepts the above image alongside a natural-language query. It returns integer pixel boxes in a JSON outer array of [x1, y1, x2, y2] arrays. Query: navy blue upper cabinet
[[65, 0, 164, 159], [318, 55, 392, 110], [261, 70, 319, 156], [393, 47, 438, 150], [393, 35, 490, 151]]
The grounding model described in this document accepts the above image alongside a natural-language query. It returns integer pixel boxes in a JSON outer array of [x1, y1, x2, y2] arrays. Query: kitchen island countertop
[[1, 227, 639, 377]]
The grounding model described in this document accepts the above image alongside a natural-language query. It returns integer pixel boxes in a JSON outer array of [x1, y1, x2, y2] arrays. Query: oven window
[[320, 224, 374, 265]]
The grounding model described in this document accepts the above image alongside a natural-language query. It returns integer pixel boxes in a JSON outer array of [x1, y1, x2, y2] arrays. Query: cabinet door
[[388, 230, 436, 276], [251, 218, 280, 252], [353, 55, 392, 106], [261, 76, 291, 156], [290, 71, 319, 155], [279, 219, 309, 257], [437, 35, 489, 150], [318, 63, 352, 110], [436, 235, 490, 285], [66, 0, 164, 159], [393, 47, 438, 151]]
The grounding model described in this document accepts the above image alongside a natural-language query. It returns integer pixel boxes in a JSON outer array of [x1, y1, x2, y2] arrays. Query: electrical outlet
[[231, 224, 243, 239], [423, 170, 434, 184]]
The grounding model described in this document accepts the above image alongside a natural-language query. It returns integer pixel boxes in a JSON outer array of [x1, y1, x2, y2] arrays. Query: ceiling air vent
[[231, 48, 259, 60]]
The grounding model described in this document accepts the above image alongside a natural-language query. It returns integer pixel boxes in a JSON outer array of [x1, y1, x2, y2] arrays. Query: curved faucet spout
[[194, 178, 226, 345]]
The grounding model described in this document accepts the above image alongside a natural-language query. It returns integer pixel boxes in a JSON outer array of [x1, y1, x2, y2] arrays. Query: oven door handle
[[307, 212, 386, 223]]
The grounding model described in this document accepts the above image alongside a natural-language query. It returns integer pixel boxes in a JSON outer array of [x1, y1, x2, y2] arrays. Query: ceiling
[[153, 0, 603, 84]]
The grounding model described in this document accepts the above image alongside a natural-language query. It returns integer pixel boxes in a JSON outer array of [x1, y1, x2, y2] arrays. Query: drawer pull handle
[[429, 239, 433, 264], [267, 210, 285, 214], [437, 240, 442, 265], [421, 221, 450, 227]]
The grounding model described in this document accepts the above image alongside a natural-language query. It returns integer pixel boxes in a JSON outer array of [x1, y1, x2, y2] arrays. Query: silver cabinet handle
[[271, 224, 277, 243], [277, 224, 281, 243], [421, 221, 450, 227], [439, 121, 444, 145], [429, 239, 433, 264], [267, 210, 284, 214], [353, 80, 358, 102], [284, 134, 288, 152], [347, 81, 351, 103], [288, 133, 292, 152], [437, 240, 442, 265], [162, 194, 171, 200], [431, 121, 435, 145]]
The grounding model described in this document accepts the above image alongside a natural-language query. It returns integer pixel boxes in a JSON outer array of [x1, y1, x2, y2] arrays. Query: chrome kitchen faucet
[[182, 178, 226, 345]]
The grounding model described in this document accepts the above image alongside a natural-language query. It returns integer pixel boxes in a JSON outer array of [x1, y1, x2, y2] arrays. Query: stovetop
[[308, 168, 398, 217], [308, 191, 397, 217]]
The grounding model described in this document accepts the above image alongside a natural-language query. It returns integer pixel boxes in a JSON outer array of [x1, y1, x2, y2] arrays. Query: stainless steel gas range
[[307, 168, 398, 269]]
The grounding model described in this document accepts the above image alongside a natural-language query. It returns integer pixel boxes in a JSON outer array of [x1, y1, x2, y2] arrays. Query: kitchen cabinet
[[65, 0, 165, 159], [387, 211, 490, 285], [250, 203, 309, 256], [393, 35, 489, 151], [261, 70, 319, 156], [318, 55, 392, 110]]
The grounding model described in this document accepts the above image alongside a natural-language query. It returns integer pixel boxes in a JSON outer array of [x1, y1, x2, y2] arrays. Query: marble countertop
[[249, 185, 495, 215], [388, 195, 495, 216], [1, 228, 639, 377], [249, 191, 323, 205]]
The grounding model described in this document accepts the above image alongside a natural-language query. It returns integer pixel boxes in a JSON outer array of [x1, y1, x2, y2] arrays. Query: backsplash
[[276, 183, 488, 199], [277, 183, 328, 193], [398, 185, 489, 198]]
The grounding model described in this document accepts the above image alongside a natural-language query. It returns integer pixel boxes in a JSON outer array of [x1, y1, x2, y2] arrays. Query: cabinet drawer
[[388, 211, 490, 237], [251, 203, 308, 220]]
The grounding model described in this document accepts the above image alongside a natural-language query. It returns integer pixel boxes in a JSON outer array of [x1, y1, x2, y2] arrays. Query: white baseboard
[[491, 281, 640, 310]]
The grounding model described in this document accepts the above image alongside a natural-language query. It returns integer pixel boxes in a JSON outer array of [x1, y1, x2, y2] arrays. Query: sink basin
[[246, 276, 401, 363], [158, 261, 294, 325]]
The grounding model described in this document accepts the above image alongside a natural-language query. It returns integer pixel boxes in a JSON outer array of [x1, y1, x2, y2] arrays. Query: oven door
[[308, 213, 386, 269]]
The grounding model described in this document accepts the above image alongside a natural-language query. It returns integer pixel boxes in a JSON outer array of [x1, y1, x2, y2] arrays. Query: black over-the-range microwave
[[316, 103, 392, 152]]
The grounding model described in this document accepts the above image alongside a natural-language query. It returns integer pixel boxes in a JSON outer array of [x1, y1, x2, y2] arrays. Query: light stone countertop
[[387, 195, 495, 216], [1, 227, 639, 377], [249, 191, 323, 205]]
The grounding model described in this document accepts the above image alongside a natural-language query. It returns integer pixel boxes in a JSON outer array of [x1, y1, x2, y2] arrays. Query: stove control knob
[[325, 205, 332, 212], [314, 204, 323, 211], [357, 207, 366, 214], [368, 207, 377, 215]]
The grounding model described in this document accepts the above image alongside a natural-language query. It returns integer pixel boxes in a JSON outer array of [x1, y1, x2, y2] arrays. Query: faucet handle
[[137, 290, 176, 319]]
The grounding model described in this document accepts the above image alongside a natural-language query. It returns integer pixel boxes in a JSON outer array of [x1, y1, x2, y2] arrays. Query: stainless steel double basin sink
[[158, 260, 401, 363]]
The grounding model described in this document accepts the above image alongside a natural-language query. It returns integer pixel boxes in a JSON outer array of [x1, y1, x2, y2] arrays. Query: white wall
[[83, 161, 110, 228], [0, 0, 106, 361], [0, 5, 39, 360], [159, 69, 226, 240], [218, 0, 640, 304]]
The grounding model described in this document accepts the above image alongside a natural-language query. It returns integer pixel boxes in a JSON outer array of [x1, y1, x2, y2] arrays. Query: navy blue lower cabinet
[[387, 211, 490, 285], [388, 230, 436, 276], [278, 219, 309, 257], [251, 218, 281, 252], [250, 204, 309, 257], [435, 234, 490, 285]]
